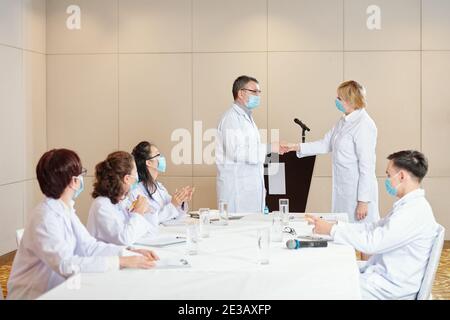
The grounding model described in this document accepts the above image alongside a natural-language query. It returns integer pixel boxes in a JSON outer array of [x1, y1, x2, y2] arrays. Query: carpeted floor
[[1, 249, 449, 299]]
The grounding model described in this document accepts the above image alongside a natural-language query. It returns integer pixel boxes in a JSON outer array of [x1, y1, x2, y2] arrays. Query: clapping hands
[[171, 186, 195, 207]]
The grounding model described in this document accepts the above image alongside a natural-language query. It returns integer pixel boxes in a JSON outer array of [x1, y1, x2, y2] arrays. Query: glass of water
[[198, 208, 210, 238], [219, 201, 229, 225], [279, 199, 289, 226], [271, 213, 283, 242], [186, 222, 199, 255], [256, 227, 270, 265]]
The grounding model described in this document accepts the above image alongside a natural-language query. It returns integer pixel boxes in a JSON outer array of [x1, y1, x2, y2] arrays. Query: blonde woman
[[288, 81, 379, 229]]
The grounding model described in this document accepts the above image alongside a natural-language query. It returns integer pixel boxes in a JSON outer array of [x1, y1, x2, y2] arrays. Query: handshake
[[271, 142, 300, 155]]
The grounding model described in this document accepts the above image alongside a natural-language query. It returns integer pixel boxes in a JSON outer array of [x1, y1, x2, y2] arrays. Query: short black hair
[[232, 75, 258, 100], [36, 149, 82, 199], [387, 150, 428, 182]]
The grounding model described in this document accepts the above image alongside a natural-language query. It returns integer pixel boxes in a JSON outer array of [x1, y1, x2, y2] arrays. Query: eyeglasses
[[80, 168, 87, 176], [283, 226, 297, 236], [149, 153, 161, 160], [241, 88, 262, 95]]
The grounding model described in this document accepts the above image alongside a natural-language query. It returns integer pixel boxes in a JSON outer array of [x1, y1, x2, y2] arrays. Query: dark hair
[[132, 141, 157, 199], [36, 149, 82, 199], [232, 75, 259, 100], [92, 151, 135, 204], [387, 150, 428, 182]]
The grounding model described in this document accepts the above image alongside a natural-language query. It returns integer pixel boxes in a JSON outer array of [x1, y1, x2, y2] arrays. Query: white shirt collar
[[344, 108, 364, 122], [393, 188, 425, 208], [232, 103, 253, 121]]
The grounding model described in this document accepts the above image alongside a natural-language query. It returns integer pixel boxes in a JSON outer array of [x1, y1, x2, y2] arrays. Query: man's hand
[[356, 202, 368, 221], [305, 214, 333, 235], [272, 141, 297, 155]]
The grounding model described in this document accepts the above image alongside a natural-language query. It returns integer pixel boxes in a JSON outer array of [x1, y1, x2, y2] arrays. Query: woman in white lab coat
[[7, 149, 158, 300], [291, 80, 379, 224], [87, 151, 157, 246], [129, 141, 193, 229]]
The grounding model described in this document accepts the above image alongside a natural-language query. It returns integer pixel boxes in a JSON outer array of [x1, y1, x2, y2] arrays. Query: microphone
[[294, 118, 310, 132], [286, 239, 328, 249]]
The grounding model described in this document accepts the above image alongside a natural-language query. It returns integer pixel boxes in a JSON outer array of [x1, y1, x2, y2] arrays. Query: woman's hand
[[128, 248, 160, 261], [356, 202, 368, 221], [171, 188, 187, 207], [131, 195, 150, 215], [119, 255, 156, 269]]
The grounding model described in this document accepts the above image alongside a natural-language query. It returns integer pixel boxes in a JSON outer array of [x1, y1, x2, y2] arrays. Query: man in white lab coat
[[216, 76, 284, 214], [306, 150, 439, 300]]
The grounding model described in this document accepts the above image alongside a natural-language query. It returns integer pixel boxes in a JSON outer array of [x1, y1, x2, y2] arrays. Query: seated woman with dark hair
[[130, 141, 194, 231], [87, 151, 157, 246], [7, 149, 158, 300]]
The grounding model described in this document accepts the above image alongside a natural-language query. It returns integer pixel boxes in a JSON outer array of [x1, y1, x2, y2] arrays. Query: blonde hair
[[337, 80, 367, 109]]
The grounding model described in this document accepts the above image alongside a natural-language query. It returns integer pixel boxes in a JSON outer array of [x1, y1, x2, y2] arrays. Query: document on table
[[154, 257, 191, 269], [135, 235, 186, 247]]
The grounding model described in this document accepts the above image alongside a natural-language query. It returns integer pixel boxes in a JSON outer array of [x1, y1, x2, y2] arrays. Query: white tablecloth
[[40, 213, 362, 300]]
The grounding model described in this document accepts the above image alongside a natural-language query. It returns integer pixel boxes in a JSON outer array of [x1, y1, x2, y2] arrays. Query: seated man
[[307, 150, 439, 300]]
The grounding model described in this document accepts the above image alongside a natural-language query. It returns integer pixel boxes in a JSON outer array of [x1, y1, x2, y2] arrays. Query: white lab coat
[[7, 198, 126, 300], [129, 181, 188, 229], [87, 196, 156, 246], [331, 189, 439, 300], [297, 109, 379, 223], [216, 104, 268, 213]]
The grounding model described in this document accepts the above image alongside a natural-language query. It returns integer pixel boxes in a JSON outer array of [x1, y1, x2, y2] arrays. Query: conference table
[[40, 213, 362, 300]]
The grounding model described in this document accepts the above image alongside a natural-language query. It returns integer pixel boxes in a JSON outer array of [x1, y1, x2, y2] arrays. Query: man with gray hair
[[215, 75, 286, 214]]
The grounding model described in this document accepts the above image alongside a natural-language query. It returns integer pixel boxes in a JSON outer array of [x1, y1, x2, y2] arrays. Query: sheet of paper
[[268, 163, 286, 195], [135, 235, 186, 247], [154, 257, 191, 269]]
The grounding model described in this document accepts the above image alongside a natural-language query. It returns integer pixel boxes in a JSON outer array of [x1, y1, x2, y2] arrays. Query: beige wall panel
[[23, 179, 44, 224], [344, 52, 421, 175], [193, 52, 268, 176], [24, 51, 46, 179], [268, 0, 343, 51], [422, 52, 450, 177], [119, 54, 192, 177], [46, 0, 118, 54], [0, 183, 24, 255], [305, 177, 332, 213], [193, 0, 267, 52], [0, 46, 25, 185], [0, 0, 22, 48], [47, 54, 119, 175], [344, 0, 421, 50], [423, 178, 450, 240], [192, 177, 217, 211], [268, 52, 344, 177], [119, 0, 191, 53], [23, 0, 46, 53], [423, 0, 450, 50]]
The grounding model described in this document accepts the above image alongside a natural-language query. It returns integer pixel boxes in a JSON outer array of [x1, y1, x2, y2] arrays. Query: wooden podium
[[264, 152, 316, 213]]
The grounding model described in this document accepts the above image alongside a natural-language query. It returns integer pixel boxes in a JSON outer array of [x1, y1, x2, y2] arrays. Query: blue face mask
[[73, 175, 84, 199], [335, 98, 346, 113], [246, 95, 260, 109], [130, 173, 139, 192], [385, 173, 401, 197], [157, 155, 167, 173]]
